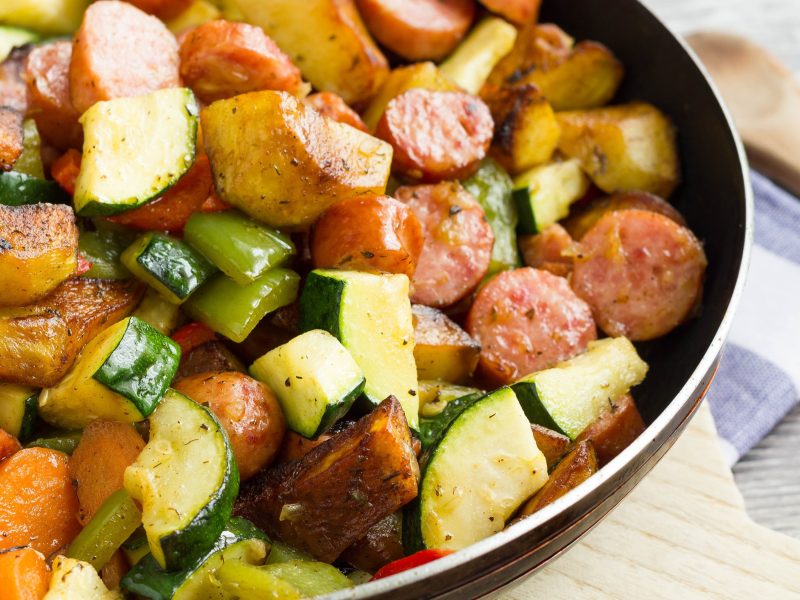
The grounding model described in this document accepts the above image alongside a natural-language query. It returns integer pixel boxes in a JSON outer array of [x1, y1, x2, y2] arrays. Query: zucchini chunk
[[45, 556, 121, 600], [512, 159, 589, 235], [250, 329, 365, 439], [124, 390, 239, 571], [184, 210, 295, 285], [39, 316, 180, 429], [299, 269, 419, 430], [512, 337, 649, 439], [412, 305, 480, 384], [132, 288, 181, 336], [0, 383, 38, 441], [78, 229, 135, 280], [418, 380, 483, 418], [0, 25, 39, 62], [219, 559, 354, 599], [185, 268, 300, 343], [439, 17, 518, 95], [121, 232, 217, 305], [121, 518, 267, 600], [0, 203, 78, 306], [405, 387, 548, 552], [201, 91, 392, 229], [235, 397, 419, 562], [74, 88, 198, 216], [0, 170, 70, 206], [417, 391, 482, 452], [0, 278, 144, 388]]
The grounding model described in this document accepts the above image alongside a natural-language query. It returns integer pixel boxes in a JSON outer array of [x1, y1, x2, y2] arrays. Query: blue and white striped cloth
[[707, 171, 800, 465]]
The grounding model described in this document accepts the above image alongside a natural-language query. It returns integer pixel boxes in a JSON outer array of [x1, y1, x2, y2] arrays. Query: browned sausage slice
[[0, 46, 32, 113], [376, 89, 494, 182], [125, 0, 193, 20], [466, 267, 597, 384], [304, 92, 368, 132], [395, 181, 494, 307], [25, 41, 82, 150], [356, 0, 475, 61], [69, 0, 180, 115], [479, 0, 541, 25], [519, 223, 576, 278], [571, 209, 707, 341], [179, 20, 306, 104], [0, 108, 23, 171]]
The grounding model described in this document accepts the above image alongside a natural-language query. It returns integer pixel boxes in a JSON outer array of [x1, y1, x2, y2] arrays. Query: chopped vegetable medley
[[0, 0, 707, 597]]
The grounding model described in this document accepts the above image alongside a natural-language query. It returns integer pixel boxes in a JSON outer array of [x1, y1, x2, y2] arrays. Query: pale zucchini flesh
[[0, 383, 38, 440], [250, 329, 365, 439], [44, 557, 121, 600], [408, 387, 547, 551], [513, 158, 590, 234], [74, 88, 198, 216], [124, 389, 239, 571], [512, 337, 649, 439]]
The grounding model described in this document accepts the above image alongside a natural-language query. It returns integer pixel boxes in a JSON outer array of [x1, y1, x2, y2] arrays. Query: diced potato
[[479, 0, 540, 25], [340, 512, 404, 574], [0, 0, 89, 36], [487, 23, 624, 111], [576, 393, 645, 466], [235, 396, 419, 562], [165, 0, 221, 34], [483, 83, 560, 174], [362, 62, 456, 132], [531, 423, 573, 472], [440, 17, 518, 95], [0, 204, 78, 306], [517, 440, 597, 517], [0, 278, 143, 387], [202, 91, 393, 229], [412, 305, 480, 384], [556, 102, 680, 197], [232, 0, 388, 105]]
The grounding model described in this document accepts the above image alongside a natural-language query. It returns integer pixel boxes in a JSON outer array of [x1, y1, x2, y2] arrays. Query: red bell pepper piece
[[171, 322, 217, 355], [371, 549, 454, 580]]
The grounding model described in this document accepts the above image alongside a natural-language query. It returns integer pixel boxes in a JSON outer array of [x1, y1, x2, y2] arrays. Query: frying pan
[[330, 0, 753, 596]]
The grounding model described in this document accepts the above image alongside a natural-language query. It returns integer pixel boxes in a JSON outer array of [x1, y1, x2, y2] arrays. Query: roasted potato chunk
[[531, 423, 573, 472], [233, 0, 388, 105], [0, 107, 23, 171], [235, 396, 419, 562], [483, 83, 560, 174], [556, 102, 681, 197], [174, 340, 246, 381], [0, 204, 79, 306], [487, 23, 623, 111], [363, 62, 457, 131], [0, 278, 143, 387], [412, 305, 481, 383], [576, 393, 645, 466], [340, 512, 404, 573], [202, 91, 393, 229], [518, 440, 597, 517]]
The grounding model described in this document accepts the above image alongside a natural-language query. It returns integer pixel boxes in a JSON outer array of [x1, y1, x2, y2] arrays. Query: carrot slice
[[0, 547, 49, 600], [50, 149, 82, 197], [0, 448, 82, 556], [0, 428, 21, 462], [68, 421, 145, 525]]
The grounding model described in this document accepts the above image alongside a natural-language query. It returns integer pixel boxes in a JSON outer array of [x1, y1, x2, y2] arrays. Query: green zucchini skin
[[122, 517, 266, 600], [510, 381, 568, 436], [0, 171, 70, 206], [298, 272, 345, 338], [417, 392, 481, 451], [18, 392, 38, 441], [0, 385, 39, 442], [93, 317, 181, 418], [512, 186, 539, 235]]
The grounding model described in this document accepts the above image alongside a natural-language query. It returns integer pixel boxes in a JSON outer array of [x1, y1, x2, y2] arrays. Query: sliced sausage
[[519, 223, 576, 278], [571, 209, 707, 341], [179, 20, 306, 104], [312, 195, 424, 278], [356, 0, 475, 61], [478, 0, 541, 25], [563, 191, 687, 240], [25, 41, 83, 150], [304, 92, 368, 132], [125, 0, 193, 20], [0, 46, 33, 113], [376, 89, 494, 182], [395, 181, 493, 307], [0, 108, 23, 171], [70, 1, 180, 115], [174, 371, 287, 481], [576, 393, 645, 466], [466, 267, 597, 383]]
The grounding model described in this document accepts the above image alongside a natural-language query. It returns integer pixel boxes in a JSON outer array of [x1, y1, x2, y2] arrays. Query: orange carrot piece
[[69, 421, 145, 525], [0, 428, 21, 462], [0, 547, 49, 600], [0, 448, 82, 556], [50, 149, 82, 197]]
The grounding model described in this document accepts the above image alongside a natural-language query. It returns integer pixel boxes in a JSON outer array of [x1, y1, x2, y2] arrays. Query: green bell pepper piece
[[67, 489, 142, 571], [462, 158, 520, 274], [78, 229, 135, 280], [185, 268, 300, 343], [14, 119, 44, 178], [218, 560, 353, 599], [26, 431, 82, 454], [217, 562, 304, 600], [184, 210, 295, 285]]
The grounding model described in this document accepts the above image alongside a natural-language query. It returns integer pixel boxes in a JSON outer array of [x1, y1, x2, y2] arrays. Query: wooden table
[[641, 0, 800, 540]]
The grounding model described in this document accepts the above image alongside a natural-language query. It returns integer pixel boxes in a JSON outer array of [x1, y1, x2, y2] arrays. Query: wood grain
[[504, 406, 800, 599]]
